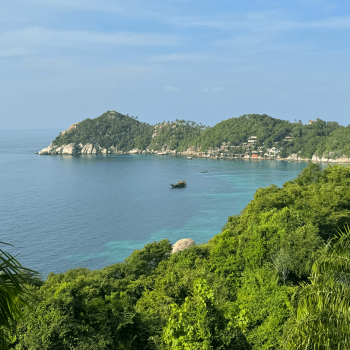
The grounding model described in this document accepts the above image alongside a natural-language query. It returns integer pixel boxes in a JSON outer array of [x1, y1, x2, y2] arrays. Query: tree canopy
[[50, 111, 350, 159], [7, 164, 350, 349]]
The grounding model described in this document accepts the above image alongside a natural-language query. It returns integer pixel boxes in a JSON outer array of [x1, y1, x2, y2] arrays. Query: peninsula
[[39, 110, 350, 163]]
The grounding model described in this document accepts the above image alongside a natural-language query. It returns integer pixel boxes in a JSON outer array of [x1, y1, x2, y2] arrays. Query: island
[[38, 110, 350, 163]]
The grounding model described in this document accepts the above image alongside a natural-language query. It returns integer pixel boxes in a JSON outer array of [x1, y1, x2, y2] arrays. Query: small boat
[[201, 170, 209, 173], [170, 181, 186, 188], [188, 157, 192, 160]]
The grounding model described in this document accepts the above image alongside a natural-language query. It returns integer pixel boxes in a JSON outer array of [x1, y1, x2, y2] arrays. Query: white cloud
[[160, 10, 350, 33], [0, 27, 180, 57], [164, 85, 180, 92], [306, 16, 350, 29], [212, 87, 225, 92], [147, 53, 209, 63], [198, 87, 225, 93], [26, 0, 124, 12]]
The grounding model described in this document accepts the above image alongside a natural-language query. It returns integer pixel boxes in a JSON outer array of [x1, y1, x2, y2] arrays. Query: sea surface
[[0, 129, 315, 277]]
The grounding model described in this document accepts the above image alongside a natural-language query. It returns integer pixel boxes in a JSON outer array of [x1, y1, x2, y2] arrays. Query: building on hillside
[[248, 136, 257, 144], [269, 147, 280, 156], [309, 120, 316, 124]]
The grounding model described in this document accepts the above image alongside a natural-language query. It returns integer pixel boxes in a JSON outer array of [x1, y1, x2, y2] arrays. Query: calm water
[[0, 130, 313, 276]]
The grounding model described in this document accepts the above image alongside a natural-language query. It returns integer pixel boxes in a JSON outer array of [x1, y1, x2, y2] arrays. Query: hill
[[39, 111, 205, 155], [39, 111, 350, 161], [192, 114, 343, 159], [9, 164, 350, 349], [52, 110, 154, 151]]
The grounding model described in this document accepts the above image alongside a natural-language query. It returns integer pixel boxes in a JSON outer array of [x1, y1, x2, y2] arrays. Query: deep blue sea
[[0, 130, 314, 277]]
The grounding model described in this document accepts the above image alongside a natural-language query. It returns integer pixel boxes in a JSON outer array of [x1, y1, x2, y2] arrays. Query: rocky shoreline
[[38, 142, 350, 164]]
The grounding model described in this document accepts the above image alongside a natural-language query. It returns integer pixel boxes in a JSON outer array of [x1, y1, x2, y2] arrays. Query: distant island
[[38, 110, 350, 163]]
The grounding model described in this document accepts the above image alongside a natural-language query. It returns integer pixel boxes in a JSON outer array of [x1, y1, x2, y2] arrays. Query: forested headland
[[39, 110, 350, 161], [4, 163, 350, 349]]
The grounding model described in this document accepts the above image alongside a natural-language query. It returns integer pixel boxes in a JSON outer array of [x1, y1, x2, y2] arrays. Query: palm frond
[[0, 242, 39, 348], [284, 227, 350, 349]]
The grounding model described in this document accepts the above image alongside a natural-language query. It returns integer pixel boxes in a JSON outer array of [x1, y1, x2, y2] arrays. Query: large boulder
[[81, 143, 94, 154], [92, 145, 100, 154], [62, 143, 79, 155], [38, 143, 58, 155], [171, 238, 196, 254]]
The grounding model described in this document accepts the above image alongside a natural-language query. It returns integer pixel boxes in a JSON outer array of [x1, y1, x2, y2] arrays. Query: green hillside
[[51, 111, 205, 152], [8, 164, 350, 349], [52, 111, 154, 151], [148, 119, 206, 151], [48, 110, 350, 159], [193, 114, 343, 158]]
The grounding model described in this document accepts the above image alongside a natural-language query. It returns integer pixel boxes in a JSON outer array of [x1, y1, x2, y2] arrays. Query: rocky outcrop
[[171, 238, 196, 254], [61, 122, 80, 135], [38, 143, 59, 155], [311, 154, 350, 163], [62, 143, 79, 155], [81, 143, 94, 154]]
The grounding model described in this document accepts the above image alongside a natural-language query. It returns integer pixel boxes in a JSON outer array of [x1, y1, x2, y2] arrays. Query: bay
[[0, 129, 313, 277]]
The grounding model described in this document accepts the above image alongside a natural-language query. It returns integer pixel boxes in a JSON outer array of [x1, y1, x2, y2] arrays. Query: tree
[[161, 278, 243, 350], [284, 227, 350, 349], [0, 242, 37, 348]]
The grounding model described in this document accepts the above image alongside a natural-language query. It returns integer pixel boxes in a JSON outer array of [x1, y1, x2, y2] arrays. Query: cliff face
[[38, 141, 350, 163], [38, 143, 110, 155]]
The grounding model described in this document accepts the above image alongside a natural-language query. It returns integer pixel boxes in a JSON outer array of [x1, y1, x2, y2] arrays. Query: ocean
[[0, 129, 313, 277]]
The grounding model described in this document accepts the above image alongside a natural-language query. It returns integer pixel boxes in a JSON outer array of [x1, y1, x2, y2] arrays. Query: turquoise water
[[0, 130, 313, 276]]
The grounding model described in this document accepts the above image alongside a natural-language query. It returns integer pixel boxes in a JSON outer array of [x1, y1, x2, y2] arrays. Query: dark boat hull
[[170, 181, 186, 188]]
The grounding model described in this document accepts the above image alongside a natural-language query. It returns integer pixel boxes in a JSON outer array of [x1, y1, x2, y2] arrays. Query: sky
[[1, 0, 350, 129]]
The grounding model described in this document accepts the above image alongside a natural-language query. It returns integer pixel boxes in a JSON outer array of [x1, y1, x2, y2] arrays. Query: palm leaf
[[284, 227, 350, 349], [0, 242, 39, 348]]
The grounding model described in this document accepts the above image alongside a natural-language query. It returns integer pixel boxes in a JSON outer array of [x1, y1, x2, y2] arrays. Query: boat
[[201, 170, 209, 173], [187, 157, 192, 160], [170, 181, 186, 188]]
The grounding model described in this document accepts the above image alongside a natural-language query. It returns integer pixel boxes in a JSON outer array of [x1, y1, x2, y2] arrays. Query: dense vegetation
[[0, 243, 38, 348], [149, 120, 206, 152], [193, 115, 344, 158], [51, 111, 350, 159], [52, 111, 154, 151], [5, 164, 350, 349], [52, 111, 205, 152]]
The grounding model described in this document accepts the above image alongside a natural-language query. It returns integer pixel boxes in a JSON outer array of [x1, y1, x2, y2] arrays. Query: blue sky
[[1, 0, 350, 129]]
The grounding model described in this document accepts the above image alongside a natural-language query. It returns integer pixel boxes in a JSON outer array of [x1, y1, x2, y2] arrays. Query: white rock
[[62, 143, 78, 155], [38, 143, 58, 155], [81, 143, 94, 154], [172, 238, 196, 254]]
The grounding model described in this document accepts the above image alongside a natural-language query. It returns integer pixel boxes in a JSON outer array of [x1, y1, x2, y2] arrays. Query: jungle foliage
[[51, 111, 349, 158], [52, 111, 154, 151], [193, 115, 344, 158], [6, 164, 350, 349], [148, 120, 206, 151], [51, 111, 205, 152]]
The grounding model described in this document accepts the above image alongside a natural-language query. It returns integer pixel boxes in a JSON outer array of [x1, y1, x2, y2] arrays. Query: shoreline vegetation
[[7, 163, 350, 349], [38, 110, 350, 164]]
